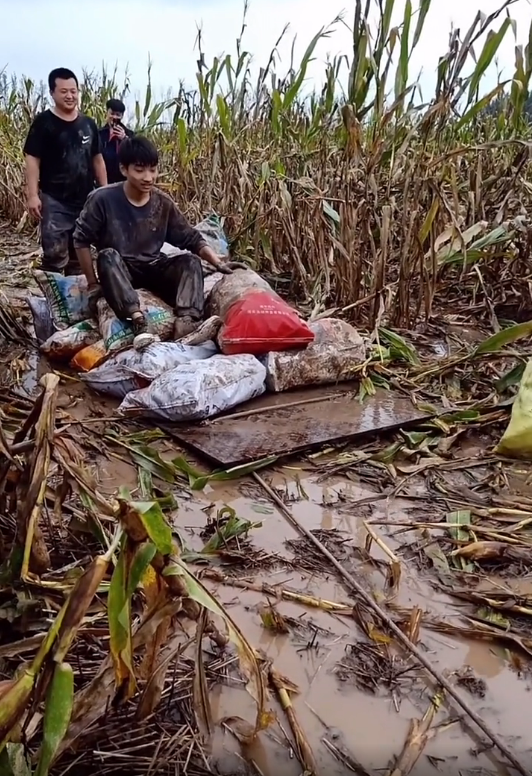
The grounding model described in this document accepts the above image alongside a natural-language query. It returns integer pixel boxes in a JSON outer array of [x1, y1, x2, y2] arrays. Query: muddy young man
[[99, 98, 134, 184], [23, 68, 108, 275], [72, 135, 243, 346]]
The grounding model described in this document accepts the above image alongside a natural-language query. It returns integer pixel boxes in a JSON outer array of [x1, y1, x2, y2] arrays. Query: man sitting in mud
[[72, 135, 241, 346]]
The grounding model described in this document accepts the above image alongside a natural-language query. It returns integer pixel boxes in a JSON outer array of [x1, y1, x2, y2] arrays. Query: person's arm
[[25, 156, 41, 219], [23, 116, 44, 219], [73, 193, 103, 286], [78, 246, 97, 286], [166, 203, 224, 270], [93, 154, 108, 187], [90, 121, 107, 187]]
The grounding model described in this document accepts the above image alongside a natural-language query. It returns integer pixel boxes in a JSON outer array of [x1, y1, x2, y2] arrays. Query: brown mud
[[8, 361, 531, 776], [2, 222, 532, 775]]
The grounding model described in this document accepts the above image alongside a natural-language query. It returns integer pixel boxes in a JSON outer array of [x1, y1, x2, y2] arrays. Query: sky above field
[[0, 0, 530, 105]]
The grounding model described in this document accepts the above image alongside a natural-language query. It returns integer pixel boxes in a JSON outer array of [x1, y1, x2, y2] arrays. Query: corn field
[[1, 0, 532, 329]]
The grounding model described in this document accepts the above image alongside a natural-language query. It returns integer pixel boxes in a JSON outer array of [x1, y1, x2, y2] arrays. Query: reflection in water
[[465, 640, 504, 680]]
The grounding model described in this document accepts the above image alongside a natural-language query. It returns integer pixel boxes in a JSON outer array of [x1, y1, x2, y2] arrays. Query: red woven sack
[[219, 290, 315, 356]]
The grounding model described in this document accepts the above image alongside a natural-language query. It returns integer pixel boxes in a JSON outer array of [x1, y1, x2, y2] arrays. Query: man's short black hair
[[48, 68, 78, 91], [107, 98, 126, 114], [118, 136, 158, 168]]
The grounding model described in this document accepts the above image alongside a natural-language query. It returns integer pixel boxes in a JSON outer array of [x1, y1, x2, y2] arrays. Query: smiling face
[[107, 108, 124, 127], [121, 162, 158, 194], [51, 77, 79, 114]]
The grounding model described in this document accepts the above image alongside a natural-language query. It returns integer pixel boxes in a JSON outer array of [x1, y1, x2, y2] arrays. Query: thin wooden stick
[[253, 471, 531, 776], [207, 391, 347, 423], [269, 665, 318, 775], [200, 568, 352, 612]]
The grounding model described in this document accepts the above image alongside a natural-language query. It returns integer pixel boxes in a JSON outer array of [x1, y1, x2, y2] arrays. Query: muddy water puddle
[[89, 450, 532, 773], [15, 364, 532, 774]]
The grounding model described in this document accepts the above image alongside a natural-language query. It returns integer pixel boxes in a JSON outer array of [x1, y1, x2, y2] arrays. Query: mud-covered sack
[[81, 340, 218, 399], [203, 272, 224, 300], [33, 271, 90, 330], [161, 213, 229, 276], [28, 295, 56, 344], [97, 289, 175, 354], [118, 353, 266, 422], [124, 340, 217, 380], [208, 269, 276, 320], [40, 319, 99, 360], [262, 318, 366, 393], [81, 353, 148, 399], [496, 360, 532, 458]]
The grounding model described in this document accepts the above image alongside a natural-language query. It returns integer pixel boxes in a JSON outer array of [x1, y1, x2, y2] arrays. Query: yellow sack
[[496, 359, 532, 458]]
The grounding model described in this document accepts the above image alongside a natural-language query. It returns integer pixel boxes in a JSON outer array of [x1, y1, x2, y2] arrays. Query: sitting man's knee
[[97, 248, 121, 268], [179, 252, 202, 272]]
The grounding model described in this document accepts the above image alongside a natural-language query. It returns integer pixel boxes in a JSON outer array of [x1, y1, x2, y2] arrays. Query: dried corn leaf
[[164, 558, 271, 739]]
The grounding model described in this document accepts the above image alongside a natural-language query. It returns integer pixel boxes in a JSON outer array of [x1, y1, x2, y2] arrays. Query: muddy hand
[[218, 261, 249, 274], [87, 284, 102, 317], [27, 194, 42, 221]]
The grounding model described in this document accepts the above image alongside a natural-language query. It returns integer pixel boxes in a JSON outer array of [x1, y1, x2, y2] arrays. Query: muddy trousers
[[40, 193, 82, 276], [96, 248, 204, 322]]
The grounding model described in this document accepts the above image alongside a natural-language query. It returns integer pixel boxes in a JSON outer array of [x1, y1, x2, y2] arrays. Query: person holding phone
[[99, 99, 134, 184]]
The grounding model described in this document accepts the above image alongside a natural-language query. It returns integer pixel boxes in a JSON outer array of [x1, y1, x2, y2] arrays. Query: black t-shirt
[[23, 110, 101, 208]]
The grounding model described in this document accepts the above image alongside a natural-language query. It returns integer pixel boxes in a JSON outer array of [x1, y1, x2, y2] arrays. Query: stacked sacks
[[29, 213, 231, 359], [28, 218, 367, 422], [81, 340, 218, 399]]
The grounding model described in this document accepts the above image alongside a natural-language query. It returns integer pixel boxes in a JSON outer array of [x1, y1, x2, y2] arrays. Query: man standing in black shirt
[[24, 67, 107, 275], [99, 99, 134, 185]]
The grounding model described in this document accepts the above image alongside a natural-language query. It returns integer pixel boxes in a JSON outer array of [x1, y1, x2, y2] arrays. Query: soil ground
[[1, 218, 532, 776]]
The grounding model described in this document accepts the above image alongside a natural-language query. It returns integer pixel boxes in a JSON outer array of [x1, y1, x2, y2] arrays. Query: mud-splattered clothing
[[73, 183, 207, 320], [73, 183, 208, 261], [97, 248, 204, 321], [23, 110, 101, 208], [24, 109, 101, 274], [40, 194, 81, 275]]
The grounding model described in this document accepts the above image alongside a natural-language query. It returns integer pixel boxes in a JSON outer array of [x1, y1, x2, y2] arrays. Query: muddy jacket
[[72, 183, 208, 263]]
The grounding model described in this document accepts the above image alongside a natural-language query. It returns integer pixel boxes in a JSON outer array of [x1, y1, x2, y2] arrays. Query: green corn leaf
[[446, 510, 474, 572], [467, 19, 512, 104], [473, 321, 532, 356], [119, 496, 173, 556], [283, 28, 326, 111], [173, 456, 277, 491], [412, 0, 432, 50], [395, 0, 412, 100], [495, 363, 526, 393], [455, 82, 507, 130], [379, 328, 420, 365], [34, 662, 74, 776]]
